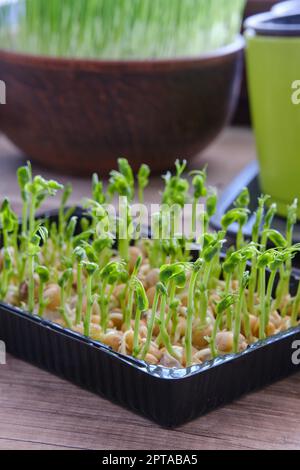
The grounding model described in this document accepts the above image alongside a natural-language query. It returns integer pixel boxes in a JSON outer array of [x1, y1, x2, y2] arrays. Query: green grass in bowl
[[0, 0, 245, 59]]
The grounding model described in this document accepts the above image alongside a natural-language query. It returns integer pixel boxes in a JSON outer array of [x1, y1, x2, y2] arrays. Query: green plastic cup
[[245, 12, 300, 217]]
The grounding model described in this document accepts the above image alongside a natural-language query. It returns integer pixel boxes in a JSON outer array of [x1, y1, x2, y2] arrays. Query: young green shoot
[[27, 226, 48, 313], [285, 199, 298, 292], [233, 271, 249, 353], [157, 262, 187, 344], [17, 162, 32, 264], [142, 282, 165, 360], [221, 207, 249, 250], [257, 251, 274, 340], [222, 251, 241, 330], [108, 158, 135, 263], [210, 294, 236, 358], [58, 183, 73, 243], [36, 265, 50, 317], [204, 188, 218, 233], [82, 261, 98, 336], [73, 246, 86, 325], [58, 268, 73, 329], [99, 260, 127, 333], [248, 195, 268, 313], [132, 278, 149, 357], [190, 167, 207, 237], [234, 187, 250, 250], [124, 256, 142, 330], [137, 164, 150, 204], [185, 259, 202, 366]]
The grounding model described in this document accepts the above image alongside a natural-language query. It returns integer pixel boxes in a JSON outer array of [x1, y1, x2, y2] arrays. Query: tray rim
[[2, 298, 300, 381]]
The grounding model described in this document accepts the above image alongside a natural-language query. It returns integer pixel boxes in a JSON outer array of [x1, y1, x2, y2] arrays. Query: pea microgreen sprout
[[0, 199, 18, 278], [261, 229, 289, 311], [27, 225, 48, 313], [58, 268, 73, 329], [248, 195, 269, 313], [58, 183, 73, 243], [132, 278, 149, 357], [210, 294, 236, 359], [260, 203, 277, 251], [92, 236, 114, 270], [257, 251, 276, 340], [199, 234, 226, 326], [17, 162, 32, 250], [36, 265, 50, 317], [99, 260, 127, 333], [233, 271, 250, 353], [141, 282, 163, 360], [124, 256, 142, 330], [137, 164, 150, 204], [27, 176, 63, 237], [186, 258, 203, 366], [157, 280, 180, 361], [265, 251, 289, 326], [284, 199, 298, 293], [162, 160, 189, 207], [64, 216, 78, 259], [73, 246, 86, 325], [0, 248, 13, 301], [0, 198, 17, 246], [231, 243, 257, 350], [204, 188, 218, 233], [190, 167, 207, 237], [157, 262, 187, 344], [235, 187, 250, 209], [290, 262, 300, 326], [82, 261, 98, 337], [234, 187, 250, 249], [92, 173, 106, 205], [108, 158, 135, 262], [162, 160, 189, 238], [221, 207, 249, 250], [222, 251, 242, 330]]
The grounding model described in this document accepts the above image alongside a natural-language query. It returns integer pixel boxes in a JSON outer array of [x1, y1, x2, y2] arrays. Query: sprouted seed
[[0, 158, 300, 369]]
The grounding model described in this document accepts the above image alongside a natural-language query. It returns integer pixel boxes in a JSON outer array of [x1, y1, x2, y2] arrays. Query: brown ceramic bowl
[[0, 35, 244, 175]]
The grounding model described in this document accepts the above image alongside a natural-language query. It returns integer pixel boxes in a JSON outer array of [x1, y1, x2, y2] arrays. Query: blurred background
[[0, 0, 276, 176]]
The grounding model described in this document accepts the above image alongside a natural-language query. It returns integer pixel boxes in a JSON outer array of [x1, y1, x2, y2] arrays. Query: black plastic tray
[[0, 208, 300, 427], [210, 161, 300, 248]]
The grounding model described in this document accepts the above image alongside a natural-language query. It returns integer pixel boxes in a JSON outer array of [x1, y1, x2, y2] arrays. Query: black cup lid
[[245, 12, 300, 37]]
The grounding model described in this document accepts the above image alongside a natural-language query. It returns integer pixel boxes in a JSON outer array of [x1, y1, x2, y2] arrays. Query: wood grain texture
[[0, 128, 299, 450]]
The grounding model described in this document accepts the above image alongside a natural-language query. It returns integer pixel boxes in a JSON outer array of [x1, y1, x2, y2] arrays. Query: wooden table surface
[[0, 128, 299, 451]]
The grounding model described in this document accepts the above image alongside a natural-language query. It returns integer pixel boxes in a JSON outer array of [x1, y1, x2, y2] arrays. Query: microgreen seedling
[[58, 268, 73, 329], [137, 164, 150, 204], [2, 159, 300, 371], [190, 167, 207, 236], [186, 259, 202, 366], [36, 265, 50, 317], [82, 261, 98, 336], [210, 294, 236, 358], [73, 246, 86, 325], [132, 278, 149, 357]]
